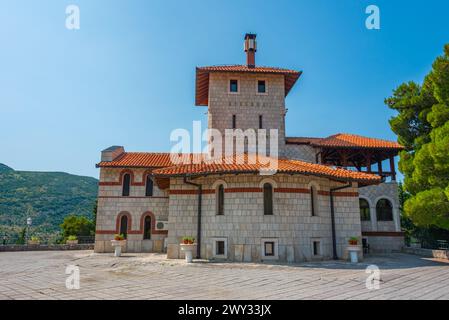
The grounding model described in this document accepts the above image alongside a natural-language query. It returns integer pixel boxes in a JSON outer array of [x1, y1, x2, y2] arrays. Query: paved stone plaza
[[0, 251, 448, 300]]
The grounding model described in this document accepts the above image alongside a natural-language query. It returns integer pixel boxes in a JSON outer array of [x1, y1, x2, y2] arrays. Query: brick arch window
[[145, 174, 154, 197], [143, 215, 151, 240], [376, 198, 393, 221], [359, 198, 371, 221], [216, 184, 225, 215], [122, 173, 131, 196], [263, 183, 273, 215], [116, 212, 131, 239]]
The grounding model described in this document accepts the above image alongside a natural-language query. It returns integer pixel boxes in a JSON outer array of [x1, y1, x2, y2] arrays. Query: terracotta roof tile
[[195, 65, 302, 106], [152, 154, 381, 186], [314, 133, 404, 149], [97, 152, 193, 168], [286, 133, 403, 150]]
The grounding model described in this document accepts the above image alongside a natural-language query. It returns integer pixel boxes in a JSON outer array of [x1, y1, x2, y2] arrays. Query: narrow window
[[264, 242, 275, 256], [313, 241, 320, 256], [217, 184, 224, 215], [263, 183, 273, 215], [122, 173, 131, 197], [230, 79, 238, 93], [259, 115, 263, 129], [119, 215, 128, 239], [145, 175, 153, 197], [359, 198, 371, 221], [258, 80, 266, 93], [376, 199, 393, 221], [216, 241, 225, 255], [310, 186, 318, 216], [143, 216, 151, 240], [232, 115, 236, 129]]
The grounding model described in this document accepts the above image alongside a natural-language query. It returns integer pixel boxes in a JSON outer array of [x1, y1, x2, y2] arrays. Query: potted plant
[[111, 234, 127, 257], [28, 236, 40, 245], [348, 236, 358, 246], [66, 235, 78, 245], [182, 236, 195, 245], [180, 236, 196, 263], [347, 236, 361, 263]]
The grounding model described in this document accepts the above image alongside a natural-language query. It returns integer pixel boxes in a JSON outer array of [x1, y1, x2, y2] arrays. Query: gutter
[[183, 176, 202, 259], [329, 182, 353, 260]]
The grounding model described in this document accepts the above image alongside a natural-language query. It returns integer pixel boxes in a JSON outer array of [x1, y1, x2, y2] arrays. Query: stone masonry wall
[[358, 181, 404, 252], [95, 168, 169, 253], [166, 174, 362, 262], [283, 144, 317, 163], [207, 72, 287, 157]]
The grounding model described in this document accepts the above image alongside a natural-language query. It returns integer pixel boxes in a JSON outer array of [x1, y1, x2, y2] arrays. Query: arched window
[[376, 199, 393, 221], [359, 198, 371, 221], [145, 175, 153, 197], [216, 184, 224, 215], [119, 215, 128, 238], [310, 186, 318, 216], [143, 216, 151, 240], [263, 183, 273, 215], [122, 173, 131, 196]]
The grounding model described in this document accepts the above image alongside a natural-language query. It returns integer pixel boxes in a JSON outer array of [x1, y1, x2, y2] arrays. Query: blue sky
[[0, 0, 448, 178]]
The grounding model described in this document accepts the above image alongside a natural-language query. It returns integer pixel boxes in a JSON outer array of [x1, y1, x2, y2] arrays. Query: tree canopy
[[386, 44, 449, 230]]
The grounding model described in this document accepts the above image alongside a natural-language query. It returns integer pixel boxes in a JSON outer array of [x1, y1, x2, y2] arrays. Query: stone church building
[[94, 34, 404, 262]]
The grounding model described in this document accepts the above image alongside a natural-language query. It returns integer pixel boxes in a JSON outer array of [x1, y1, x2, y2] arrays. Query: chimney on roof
[[244, 33, 257, 68]]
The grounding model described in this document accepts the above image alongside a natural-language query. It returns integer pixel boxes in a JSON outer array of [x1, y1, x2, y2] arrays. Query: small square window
[[258, 80, 266, 93], [264, 242, 275, 256], [216, 241, 225, 255], [313, 241, 321, 256], [230, 79, 238, 93]]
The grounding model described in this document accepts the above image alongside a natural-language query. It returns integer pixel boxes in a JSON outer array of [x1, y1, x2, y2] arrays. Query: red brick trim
[[318, 191, 359, 197], [169, 189, 199, 195], [98, 196, 169, 199], [225, 187, 263, 193], [96, 211, 168, 235], [99, 169, 154, 186], [168, 187, 357, 196], [362, 231, 405, 237], [169, 189, 215, 195], [116, 211, 133, 234], [274, 188, 310, 194], [139, 211, 168, 235]]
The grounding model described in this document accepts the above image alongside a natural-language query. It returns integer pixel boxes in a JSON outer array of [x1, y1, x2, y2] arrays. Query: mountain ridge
[[0, 163, 98, 238]]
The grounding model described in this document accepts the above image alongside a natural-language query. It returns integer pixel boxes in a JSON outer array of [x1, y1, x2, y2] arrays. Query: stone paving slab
[[0, 250, 448, 300]]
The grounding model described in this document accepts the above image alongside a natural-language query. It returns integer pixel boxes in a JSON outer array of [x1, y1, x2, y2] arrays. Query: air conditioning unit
[[155, 220, 169, 231]]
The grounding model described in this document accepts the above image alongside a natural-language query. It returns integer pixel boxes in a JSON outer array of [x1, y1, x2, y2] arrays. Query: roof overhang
[[195, 66, 302, 106]]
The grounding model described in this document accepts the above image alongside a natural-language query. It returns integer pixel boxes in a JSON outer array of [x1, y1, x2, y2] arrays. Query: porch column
[[389, 156, 397, 181]]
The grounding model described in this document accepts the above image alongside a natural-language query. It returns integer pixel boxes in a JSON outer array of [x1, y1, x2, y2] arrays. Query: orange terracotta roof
[[314, 133, 404, 150], [195, 65, 302, 106], [286, 133, 404, 150], [97, 152, 194, 168], [152, 154, 381, 186]]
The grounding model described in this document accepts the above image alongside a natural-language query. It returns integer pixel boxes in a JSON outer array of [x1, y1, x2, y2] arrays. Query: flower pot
[[349, 240, 358, 246], [180, 243, 197, 263], [346, 245, 361, 263], [111, 240, 127, 257]]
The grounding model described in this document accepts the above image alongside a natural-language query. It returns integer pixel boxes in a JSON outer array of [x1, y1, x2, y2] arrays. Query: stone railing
[[403, 246, 449, 260], [0, 243, 94, 252]]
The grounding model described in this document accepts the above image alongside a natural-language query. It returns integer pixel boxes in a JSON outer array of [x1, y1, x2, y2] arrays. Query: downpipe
[[329, 182, 353, 260], [183, 176, 202, 259]]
